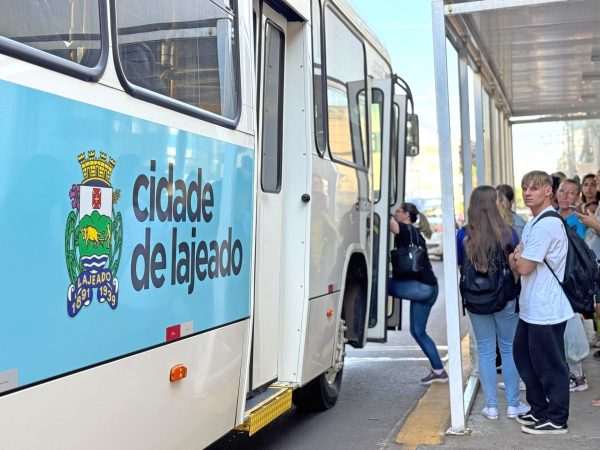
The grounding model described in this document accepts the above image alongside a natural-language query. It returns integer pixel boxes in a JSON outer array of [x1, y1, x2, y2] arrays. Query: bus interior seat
[[119, 42, 167, 94]]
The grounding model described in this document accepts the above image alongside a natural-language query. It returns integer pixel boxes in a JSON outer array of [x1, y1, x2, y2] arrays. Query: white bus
[[0, 1, 418, 448]]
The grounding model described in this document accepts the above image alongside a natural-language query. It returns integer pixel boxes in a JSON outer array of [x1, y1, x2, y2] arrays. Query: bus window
[[390, 102, 400, 204], [324, 6, 366, 166], [0, 0, 102, 68], [114, 0, 239, 121], [358, 90, 368, 166], [371, 89, 384, 202], [311, 0, 326, 155], [261, 21, 285, 193]]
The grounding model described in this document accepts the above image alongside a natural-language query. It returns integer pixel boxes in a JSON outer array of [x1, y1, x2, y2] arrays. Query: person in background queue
[[497, 184, 526, 239], [509, 171, 573, 435], [555, 179, 586, 238], [550, 172, 566, 210], [576, 168, 600, 408], [580, 173, 599, 206], [388, 203, 448, 385]]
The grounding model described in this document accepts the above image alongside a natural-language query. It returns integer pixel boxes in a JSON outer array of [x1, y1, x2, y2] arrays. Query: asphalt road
[[208, 261, 467, 450]]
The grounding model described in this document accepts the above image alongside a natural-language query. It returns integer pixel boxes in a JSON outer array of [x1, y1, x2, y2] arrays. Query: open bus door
[[387, 77, 409, 330], [367, 78, 393, 342], [343, 78, 373, 347], [386, 92, 407, 330], [386, 76, 419, 330]]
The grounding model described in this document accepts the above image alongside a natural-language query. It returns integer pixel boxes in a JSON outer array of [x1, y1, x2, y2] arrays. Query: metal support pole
[[491, 103, 501, 184], [473, 73, 485, 186], [431, 0, 466, 433], [502, 115, 507, 183], [507, 122, 514, 184], [458, 48, 472, 211], [497, 109, 502, 183], [505, 116, 513, 184], [483, 91, 493, 183], [458, 55, 480, 400]]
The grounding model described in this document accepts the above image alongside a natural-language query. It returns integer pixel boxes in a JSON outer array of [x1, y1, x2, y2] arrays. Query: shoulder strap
[[531, 210, 566, 286], [407, 224, 416, 246], [544, 260, 561, 284], [531, 210, 565, 228], [493, 244, 509, 270]]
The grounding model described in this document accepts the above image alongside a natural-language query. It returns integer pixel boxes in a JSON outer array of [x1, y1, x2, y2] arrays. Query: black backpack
[[459, 245, 516, 315], [532, 211, 600, 314]]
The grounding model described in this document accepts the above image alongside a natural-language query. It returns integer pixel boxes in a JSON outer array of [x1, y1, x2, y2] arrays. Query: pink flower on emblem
[[69, 184, 80, 210]]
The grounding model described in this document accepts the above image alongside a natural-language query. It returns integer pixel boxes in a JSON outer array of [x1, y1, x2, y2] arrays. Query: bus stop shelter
[[431, 0, 600, 433]]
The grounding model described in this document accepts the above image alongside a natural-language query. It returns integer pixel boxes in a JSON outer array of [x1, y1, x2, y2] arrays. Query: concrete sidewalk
[[418, 349, 600, 449]]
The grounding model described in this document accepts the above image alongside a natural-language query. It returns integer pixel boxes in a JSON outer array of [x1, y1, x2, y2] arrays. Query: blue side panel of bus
[[0, 79, 254, 391]]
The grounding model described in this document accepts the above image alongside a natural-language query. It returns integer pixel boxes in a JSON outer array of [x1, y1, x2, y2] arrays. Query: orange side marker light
[[170, 364, 188, 382], [326, 308, 334, 318]]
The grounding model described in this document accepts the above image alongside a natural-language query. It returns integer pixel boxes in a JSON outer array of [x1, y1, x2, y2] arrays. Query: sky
[[347, 0, 446, 147], [512, 123, 566, 181]]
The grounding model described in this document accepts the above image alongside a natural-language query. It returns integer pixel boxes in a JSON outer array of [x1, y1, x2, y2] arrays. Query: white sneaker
[[482, 406, 499, 420], [569, 377, 589, 392], [498, 380, 526, 391], [507, 402, 530, 419]]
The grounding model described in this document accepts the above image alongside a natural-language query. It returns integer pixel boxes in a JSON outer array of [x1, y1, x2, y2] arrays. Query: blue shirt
[[512, 212, 526, 239], [564, 212, 586, 238]]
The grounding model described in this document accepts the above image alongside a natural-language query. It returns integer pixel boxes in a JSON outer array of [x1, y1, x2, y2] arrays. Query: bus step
[[235, 386, 293, 436]]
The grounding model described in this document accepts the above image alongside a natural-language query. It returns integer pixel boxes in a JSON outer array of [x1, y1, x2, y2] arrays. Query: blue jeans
[[388, 278, 443, 370], [468, 300, 520, 408]]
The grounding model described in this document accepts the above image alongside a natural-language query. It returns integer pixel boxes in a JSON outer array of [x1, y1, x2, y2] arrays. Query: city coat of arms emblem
[[65, 151, 123, 317]]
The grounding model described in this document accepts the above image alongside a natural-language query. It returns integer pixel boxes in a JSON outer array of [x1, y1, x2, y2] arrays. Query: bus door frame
[[251, 0, 288, 391], [367, 78, 393, 342], [386, 92, 408, 330]]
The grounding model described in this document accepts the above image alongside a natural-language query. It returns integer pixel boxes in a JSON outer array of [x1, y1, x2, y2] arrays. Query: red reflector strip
[[328, 284, 334, 293], [166, 324, 181, 342]]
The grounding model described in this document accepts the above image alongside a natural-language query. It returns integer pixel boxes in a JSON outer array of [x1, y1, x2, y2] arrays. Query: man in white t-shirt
[[509, 170, 573, 435]]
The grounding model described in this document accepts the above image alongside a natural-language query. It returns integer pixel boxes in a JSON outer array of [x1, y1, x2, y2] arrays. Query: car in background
[[425, 215, 443, 260], [422, 213, 463, 260]]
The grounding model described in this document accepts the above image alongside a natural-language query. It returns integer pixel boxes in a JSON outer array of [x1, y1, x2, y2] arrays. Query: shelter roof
[[444, 0, 600, 122]]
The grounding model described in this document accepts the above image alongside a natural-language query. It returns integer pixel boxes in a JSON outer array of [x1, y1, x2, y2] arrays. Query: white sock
[[432, 368, 444, 375]]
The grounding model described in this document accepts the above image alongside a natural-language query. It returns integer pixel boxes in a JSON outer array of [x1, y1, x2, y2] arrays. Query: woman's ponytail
[[402, 202, 432, 239], [417, 210, 432, 239]]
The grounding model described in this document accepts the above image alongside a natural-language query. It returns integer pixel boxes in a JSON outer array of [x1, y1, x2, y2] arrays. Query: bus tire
[[292, 319, 347, 412]]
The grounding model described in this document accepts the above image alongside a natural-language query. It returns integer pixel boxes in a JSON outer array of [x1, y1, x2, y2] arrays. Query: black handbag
[[391, 226, 427, 278]]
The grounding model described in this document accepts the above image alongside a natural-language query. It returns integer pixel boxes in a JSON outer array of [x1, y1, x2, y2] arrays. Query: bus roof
[[332, 0, 392, 66]]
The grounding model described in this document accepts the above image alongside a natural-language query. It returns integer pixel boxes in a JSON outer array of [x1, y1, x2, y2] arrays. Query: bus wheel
[[292, 319, 347, 412]]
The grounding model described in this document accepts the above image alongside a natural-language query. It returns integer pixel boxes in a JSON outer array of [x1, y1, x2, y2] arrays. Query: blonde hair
[[401, 202, 432, 239], [521, 170, 552, 189], [465, 186, 513, 272], [560, 178, 581, 195], [496, 189, 514, 226]]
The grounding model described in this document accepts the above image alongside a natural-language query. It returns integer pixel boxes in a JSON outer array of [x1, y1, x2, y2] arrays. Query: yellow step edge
[[235, 386, 293, 436], [395, 334, 471, 449]]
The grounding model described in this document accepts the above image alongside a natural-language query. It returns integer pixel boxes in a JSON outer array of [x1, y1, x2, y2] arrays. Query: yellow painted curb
[[395, 334, 471, 449]]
